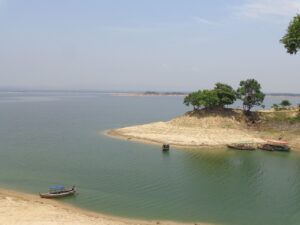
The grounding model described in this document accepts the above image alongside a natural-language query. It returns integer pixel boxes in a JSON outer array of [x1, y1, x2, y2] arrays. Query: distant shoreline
[[111, 92, 187, 97], [0, 188, 212, 225], [1, 89, 300, 97], [111, 92, 300, 97]]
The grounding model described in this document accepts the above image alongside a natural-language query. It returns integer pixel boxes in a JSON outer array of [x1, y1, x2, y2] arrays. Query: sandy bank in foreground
[[0, 189, 212, 225], [107, 113, 265, 148]]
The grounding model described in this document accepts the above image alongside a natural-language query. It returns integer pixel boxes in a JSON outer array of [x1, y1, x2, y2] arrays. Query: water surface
[[0, 92, 300, 225]]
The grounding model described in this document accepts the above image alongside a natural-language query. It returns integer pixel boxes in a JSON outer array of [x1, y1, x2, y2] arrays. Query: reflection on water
[[0, 92, 300, 225]]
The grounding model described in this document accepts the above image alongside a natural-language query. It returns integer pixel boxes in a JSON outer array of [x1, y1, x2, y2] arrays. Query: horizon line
[[0, 88, 300, 96]]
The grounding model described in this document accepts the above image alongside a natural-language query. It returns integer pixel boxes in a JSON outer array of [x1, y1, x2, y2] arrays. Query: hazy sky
[[0, 0, 299, 92]]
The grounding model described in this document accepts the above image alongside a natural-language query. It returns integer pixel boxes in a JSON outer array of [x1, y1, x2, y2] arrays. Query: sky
[[0, 0, 299, 92]]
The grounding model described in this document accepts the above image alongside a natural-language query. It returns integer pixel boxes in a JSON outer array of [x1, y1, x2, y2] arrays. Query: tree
[[199, 89, 220, 108], [184, 91, 202, 110], [272, 104, 279, 111], [184, 82, 237, 111], [183, 89, 221, 110], [281, 14, 300, 54], [213, 82, 236, 107], [237, 79, 265, 113], [280, 100, 291, 108]]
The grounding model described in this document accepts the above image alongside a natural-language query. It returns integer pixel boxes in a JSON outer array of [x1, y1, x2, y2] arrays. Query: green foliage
[[184, 91, 202, 110], [184, 82, 236, 110], [272, 100, 293, 111], [272, 104, 280, 111], [281, 14, 300, 54], [184, 80, 265, 112], [184, 90, 220, 110], [280, 100, 292, 107], [213, 83, 236, 107], [199, 90, 220, 108], [237, 79, 265, 112]]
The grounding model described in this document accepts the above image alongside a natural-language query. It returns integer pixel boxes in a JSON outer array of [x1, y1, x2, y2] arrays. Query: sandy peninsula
[[107, 110, 264, 148], [0, 189, 213, 225], [107, 109, 300, 150]]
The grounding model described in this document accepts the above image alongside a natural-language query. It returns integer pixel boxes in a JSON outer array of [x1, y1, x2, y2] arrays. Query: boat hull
[[227, 144, 256, 151], [40, 189, 76, 198], [258, 144, 290, 152]]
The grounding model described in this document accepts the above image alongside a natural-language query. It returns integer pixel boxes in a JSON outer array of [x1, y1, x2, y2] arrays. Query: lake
[[0, 91, 300, 225]]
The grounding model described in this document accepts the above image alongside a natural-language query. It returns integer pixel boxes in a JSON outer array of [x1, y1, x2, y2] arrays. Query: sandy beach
[[0, 189, 213, 225], [107, 112, 265, 148]]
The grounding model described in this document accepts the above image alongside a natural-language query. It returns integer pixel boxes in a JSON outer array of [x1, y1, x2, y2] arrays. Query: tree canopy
[[280, 100, 292, 107], [200, 89, 220, 108], [183, 82, 236, 110], [214, 82, 236, 107], [184, 80, 265, 113], [236, 79, 265, 112], [183, 91, 202, 110], [281, 14, 300, 54]]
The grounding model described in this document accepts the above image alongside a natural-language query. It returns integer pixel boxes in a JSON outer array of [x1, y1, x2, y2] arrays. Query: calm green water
[[1, 92, 300, 225]]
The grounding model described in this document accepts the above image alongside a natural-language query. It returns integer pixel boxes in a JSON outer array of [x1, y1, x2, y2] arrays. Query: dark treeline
[[143, 91, 187, 96]]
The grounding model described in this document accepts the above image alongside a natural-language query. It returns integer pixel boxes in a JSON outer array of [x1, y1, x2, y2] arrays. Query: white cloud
[[237, 0, 300, 18]]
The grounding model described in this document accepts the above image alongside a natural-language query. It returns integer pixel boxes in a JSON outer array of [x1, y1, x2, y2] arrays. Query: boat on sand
[[39, 185, 76, 198], [227, 143, 256, 151], [265, 139, 289, 145], [258, 139, 290, 152]]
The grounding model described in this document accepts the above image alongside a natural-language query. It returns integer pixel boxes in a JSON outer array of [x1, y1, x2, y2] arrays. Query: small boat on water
[[227, 143, 256, 151], [162, 143, 170, 151], [39, 185, 76, 198]]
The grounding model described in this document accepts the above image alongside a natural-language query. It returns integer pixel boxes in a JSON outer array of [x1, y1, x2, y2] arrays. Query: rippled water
[[0, 92, 300, 225]]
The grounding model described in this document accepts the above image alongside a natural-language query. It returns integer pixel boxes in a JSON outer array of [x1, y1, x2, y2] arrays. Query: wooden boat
[[227, 143, 256, 151], [259, 139, 290, 152], [39, 185, 76, 198], [265, 139, 289, 145], [258, 143, 290, 152]]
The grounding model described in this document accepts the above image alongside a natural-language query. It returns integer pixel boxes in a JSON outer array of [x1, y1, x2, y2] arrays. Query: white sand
[[0, 189, 212, 225], [108, 114, 264, 148]]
